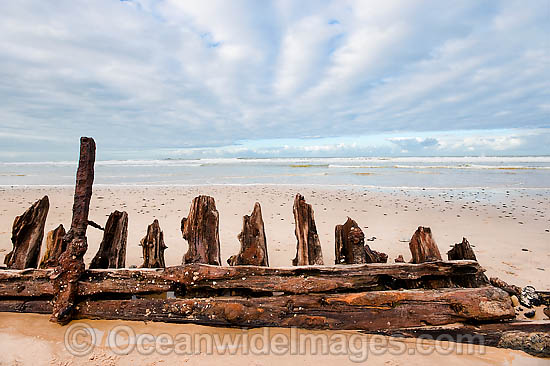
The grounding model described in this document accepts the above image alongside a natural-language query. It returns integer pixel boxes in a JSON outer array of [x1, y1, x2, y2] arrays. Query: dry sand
[[0, 185, 549, 365]]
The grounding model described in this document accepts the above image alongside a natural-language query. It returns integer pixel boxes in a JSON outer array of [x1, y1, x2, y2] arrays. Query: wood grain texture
[[228, 202, 269, 266], [182, 196, 221, 265], [140, 219, 167, 268], [0, 287, 514, 331], [4, 196, 49, 269], [292, 194, 323, 265], [0, 261, 489, 297], [90, 210, 128, 269], [50, 136, 95, 324]]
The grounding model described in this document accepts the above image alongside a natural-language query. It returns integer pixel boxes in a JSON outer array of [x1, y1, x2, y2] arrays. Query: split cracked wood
[[140, 219, 167, 268], [89, 211, 128, 269], [409, 226, 442, 264], [182, 195, 221, 265], [0, 287, 515, 331], [50, 136, 95, 324], [4, 196, 49, 269], [0, 261, 489, 298], [335, 218, 365, 264], [335, 218, 387, 264], [292, 194, 323, 265], [39, 224, 66, 269], [448, 237, 477, 261], [228, 202, 269, 266]]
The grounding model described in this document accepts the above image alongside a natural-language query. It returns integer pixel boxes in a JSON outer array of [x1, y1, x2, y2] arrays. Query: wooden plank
[[0, 287, 514, 330], [0, 261, 488, 297]]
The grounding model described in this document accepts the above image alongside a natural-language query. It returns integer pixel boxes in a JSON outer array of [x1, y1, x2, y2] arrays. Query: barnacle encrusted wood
[[0, 287, 515, 331], [50, 137, 95, 324], [4, 196, 49, 269], [0, 261, 489, 297]]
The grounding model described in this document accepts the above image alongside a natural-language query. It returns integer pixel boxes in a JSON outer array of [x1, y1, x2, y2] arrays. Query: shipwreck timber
[[0, 136, 548, 358]]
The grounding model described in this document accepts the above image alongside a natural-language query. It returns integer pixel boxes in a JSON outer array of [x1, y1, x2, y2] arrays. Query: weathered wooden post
[[89, 210, 128, 269], [228, 202, 269, 266], [4, 196, 49, 269], [39, 224, 66, 268], [181, 195, 221, 265], [292, 194, 323, 265], [335, 217, 387, 264], [408, 226, 442, 263], [335, 217, 365, 264], [140, 219, 167, 268], [448, 237, 477, 260], [50, 137, 95, 324]]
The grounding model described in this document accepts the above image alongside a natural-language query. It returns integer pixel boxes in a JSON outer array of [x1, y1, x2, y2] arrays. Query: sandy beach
[[0, 312, 545, 366], [0, 185, 549, 365], [1, 185, 548, 287]]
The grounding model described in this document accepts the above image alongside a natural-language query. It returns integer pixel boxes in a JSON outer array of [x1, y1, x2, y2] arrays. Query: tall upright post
[[292, 194, 323, 266], [50, 137, 95, 324]]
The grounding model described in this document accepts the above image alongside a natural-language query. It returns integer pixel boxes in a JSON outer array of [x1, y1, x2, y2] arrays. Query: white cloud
[[0, 0, 548, 160]]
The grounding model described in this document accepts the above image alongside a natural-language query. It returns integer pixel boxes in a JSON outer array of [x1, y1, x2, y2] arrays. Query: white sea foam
[[329, 164, 550, 170], [2, 156, 549, 188], [2, 183, 550, 191], [2, 156, 549, 167]]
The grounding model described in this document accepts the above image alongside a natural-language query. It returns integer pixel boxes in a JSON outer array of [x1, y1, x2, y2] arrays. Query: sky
[[0, 0, 549, 161]]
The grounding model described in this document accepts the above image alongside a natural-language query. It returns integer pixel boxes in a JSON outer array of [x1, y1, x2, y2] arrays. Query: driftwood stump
[[50, 137, 95, 324], [448, 237, 477, 261], [4, 195, 49, 269], [182, 195, 221, 265], [335, 218, 387, 264], [39, 224, 66, 269], [408, 226, 442, 264], [89, 211, 128, 269], [228, 202, 269, 266], [335, 218, 365, 264], [292, 194, 323, 265], [140, 219, 167, 268]]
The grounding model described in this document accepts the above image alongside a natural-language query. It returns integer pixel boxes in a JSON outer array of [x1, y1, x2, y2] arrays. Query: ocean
[[1, 156, 550, 190]]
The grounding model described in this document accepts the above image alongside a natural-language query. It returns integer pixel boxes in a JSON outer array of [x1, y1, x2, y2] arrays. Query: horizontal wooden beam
[[0, 287, 514, 331], [0, 260, 487, 297]]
